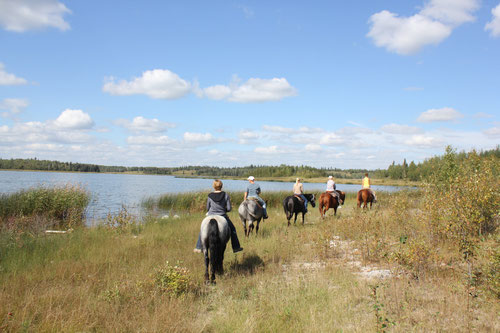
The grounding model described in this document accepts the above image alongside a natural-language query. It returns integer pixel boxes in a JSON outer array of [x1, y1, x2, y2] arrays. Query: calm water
[[0, 170, 404, 221]]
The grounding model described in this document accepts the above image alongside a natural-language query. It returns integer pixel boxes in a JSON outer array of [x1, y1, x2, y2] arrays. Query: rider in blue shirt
[[244, 176, 268, 219]]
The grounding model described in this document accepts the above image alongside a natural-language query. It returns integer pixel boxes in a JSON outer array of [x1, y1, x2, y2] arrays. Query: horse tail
[[283, 198, 293, 219], [207, 218, 221, 274]]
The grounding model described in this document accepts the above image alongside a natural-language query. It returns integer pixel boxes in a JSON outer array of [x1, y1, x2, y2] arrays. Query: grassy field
[[1, 189, 498, 332]]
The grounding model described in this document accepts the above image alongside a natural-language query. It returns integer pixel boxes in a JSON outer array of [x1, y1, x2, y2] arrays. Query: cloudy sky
[[0, 0, 499, 169]]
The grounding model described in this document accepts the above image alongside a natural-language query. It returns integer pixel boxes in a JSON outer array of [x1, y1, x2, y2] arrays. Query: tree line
[[1, 146, 497, 180], [382, 146, 499, 181]]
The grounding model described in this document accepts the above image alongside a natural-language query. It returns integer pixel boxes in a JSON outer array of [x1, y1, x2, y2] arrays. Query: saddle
[[246, 197, 263, 209]]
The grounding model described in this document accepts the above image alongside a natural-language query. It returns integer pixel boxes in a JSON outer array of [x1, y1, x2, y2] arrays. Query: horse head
[[305, 193, 316, 207]]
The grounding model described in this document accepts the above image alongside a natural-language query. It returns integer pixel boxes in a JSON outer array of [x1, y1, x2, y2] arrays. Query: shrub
[[102, 206, 138, 232], [150, 261, 192, 296], [424, 148, 499, 258]]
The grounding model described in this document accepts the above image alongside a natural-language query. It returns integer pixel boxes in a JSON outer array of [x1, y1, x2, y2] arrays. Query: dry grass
[[0, 189, 498, 332]]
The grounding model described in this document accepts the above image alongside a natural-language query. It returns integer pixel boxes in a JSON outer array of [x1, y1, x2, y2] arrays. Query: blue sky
[[0, 0, 499, 169]]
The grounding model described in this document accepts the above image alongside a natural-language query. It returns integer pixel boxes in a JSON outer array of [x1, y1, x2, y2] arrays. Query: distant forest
[[1, 146, 498, 180]]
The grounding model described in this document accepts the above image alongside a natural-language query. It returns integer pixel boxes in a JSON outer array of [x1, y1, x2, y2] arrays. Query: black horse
[[283, 193, 316, 226]]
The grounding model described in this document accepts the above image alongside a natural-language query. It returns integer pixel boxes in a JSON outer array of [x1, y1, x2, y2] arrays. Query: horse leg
[[204, 250, 210, 282], [242, 219, 248, 237], [249, 222, 254, 235], [293, 213, 298, 225], [256, 219, 260, 235], [219, 244, 226, 275], [302, 212, 305, 225]]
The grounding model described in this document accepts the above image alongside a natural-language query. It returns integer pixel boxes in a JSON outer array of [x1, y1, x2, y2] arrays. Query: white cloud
[[485, 3, 500, 37], [367, 0, 479, 55], [203, 85, 232, 100], [0, 63, 28, 85], [420, 0, 479, 25], [262, 125, 321, 134], [183, 132, 217, 145], [238, 129, 260, 144], [103, 69, 191, 99], [381, 123, 422, 134], [0, 98, 28, 117], [483, 127, 500, 138], [473, 112, 494, 119], [203, 76, 297, 103], [104, 70, 296, 103], [319, 133, 344, 146], [0, 0, 71, 32], [53, 109, 94, 129], [115, 116, 175, 133], [417, 107, 463, 122], [305, 144, 322, 152], [404, 134, 443, 147], [262, 125, 294, 134], [127, 135, 175, 146], [254, 145, 279, 154]]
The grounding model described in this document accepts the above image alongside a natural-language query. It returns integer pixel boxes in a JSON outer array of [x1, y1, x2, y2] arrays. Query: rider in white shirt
[[326, 176, 343, 205]]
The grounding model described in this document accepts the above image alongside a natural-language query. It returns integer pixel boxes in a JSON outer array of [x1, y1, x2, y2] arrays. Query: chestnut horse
[[357, 189, 375, 209], [318, 191, 345, 218]]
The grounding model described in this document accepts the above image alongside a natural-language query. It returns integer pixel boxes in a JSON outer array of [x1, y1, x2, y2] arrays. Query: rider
[[326, 175, 343, 205], [244, 176, 268, 219], [362, 173, 377, 203], [293, 177, 308, 212], [194, 179, 243, 254]]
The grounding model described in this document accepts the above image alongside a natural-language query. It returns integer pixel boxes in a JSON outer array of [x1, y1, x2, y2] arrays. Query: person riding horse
[[326, 176, 343, 205], [244, 176, 268, 219], [194, 179, 243, 254], [293, 178, 308, 212], [362, 173, 377, 203]]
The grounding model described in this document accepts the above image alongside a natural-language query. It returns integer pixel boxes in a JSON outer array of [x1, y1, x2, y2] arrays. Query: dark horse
[[200, 215, 230, 284], [357, 189, 375, 209], [283, 194, 316, 226], [318, 190, 345, 218]]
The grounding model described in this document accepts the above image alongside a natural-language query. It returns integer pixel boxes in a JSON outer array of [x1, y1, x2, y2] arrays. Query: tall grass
[[142, 190, 358, 213], [0, 184, 90, 230]]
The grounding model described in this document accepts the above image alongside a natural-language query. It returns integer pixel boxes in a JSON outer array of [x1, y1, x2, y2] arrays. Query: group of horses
[[200, 188, 376, 283]]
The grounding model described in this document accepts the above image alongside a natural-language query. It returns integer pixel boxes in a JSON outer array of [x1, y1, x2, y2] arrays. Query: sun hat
[[248, 176, 255, 181], [328, 175, 333, 179]]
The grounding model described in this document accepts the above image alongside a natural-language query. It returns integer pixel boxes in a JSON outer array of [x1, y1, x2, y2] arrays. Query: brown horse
[[318, 191, 345, 218], [357, 189, 375, 209]]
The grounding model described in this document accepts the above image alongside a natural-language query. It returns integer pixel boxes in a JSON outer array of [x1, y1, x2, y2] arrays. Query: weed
[[150, 261, 193, 296], [371, 284, 395, 332]]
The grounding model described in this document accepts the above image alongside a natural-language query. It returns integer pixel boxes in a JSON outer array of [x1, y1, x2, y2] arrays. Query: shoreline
[[0, 169, 420, 187]]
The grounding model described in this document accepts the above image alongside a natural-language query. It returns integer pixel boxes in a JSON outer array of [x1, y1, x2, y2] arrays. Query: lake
[[0, 170, 406, 222]]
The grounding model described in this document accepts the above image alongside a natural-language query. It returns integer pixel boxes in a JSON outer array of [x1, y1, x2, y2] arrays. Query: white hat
[[328, 175, 333, 179], [248, 176, 255, 181]]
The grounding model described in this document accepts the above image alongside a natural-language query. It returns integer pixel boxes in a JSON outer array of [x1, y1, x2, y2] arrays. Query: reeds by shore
[[0, 185, 90, 231]]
